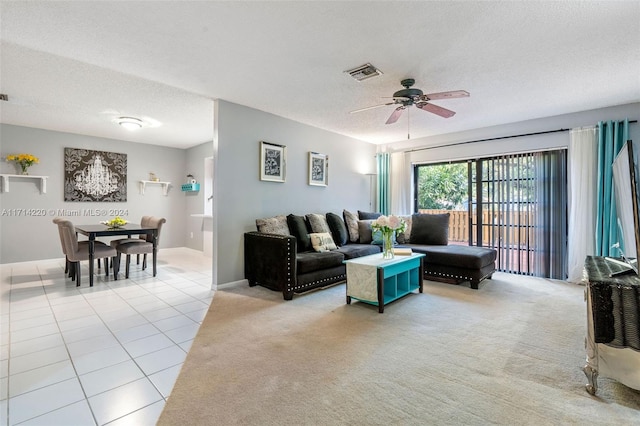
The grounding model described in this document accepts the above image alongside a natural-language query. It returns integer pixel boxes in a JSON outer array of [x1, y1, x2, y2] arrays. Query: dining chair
[[53, 217, 107, 279], [110, 215, 152, 265], [57, 219, 117, 286], [110, 215, 152, 246], [114, 216, 166, 279]]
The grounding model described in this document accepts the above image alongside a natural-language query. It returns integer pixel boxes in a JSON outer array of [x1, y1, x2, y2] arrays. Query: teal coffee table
[[344, 252, 425, 313]]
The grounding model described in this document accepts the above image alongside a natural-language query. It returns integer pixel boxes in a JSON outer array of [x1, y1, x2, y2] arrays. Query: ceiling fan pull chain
[[407, 107, 411, 140]]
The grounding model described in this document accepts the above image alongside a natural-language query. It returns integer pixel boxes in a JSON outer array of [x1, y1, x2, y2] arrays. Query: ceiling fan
[[350, 78, 469, 125]]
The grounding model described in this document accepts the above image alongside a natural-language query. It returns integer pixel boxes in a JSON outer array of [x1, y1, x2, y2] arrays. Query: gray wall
[[0, 124, 189, 263], [214, 100, 377, 284]]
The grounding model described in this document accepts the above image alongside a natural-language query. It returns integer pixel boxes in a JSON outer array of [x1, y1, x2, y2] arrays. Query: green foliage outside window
[[417, 163, 467, 210]]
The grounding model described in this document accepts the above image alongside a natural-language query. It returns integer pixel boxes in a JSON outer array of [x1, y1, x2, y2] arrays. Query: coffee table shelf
[[344, 253, 425, 313]]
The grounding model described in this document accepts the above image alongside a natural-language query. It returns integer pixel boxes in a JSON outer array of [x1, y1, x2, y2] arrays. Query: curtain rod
[[407, 120, 638, 153]]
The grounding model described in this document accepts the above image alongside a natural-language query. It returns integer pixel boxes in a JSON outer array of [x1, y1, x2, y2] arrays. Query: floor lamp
[[366, 173, 377, 211]]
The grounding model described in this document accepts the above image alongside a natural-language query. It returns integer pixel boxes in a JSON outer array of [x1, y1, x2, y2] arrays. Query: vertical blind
[[470, 149, 567, 278]]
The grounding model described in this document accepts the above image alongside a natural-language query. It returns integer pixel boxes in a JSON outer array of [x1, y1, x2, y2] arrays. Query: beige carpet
[[159, 273, 640, 425]]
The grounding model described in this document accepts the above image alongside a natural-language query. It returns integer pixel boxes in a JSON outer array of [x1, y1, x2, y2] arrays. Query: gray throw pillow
[[358, 210, 382, 220], [326, 212, 349, 246], [256, 215, 289, 235], [395, 215, 412, 244], [343, 209, 360, 243], [306, 213, 331, 234], [287, 214, 311, 252], [410, 213, 450, 245], [357, 220, 374, 244]]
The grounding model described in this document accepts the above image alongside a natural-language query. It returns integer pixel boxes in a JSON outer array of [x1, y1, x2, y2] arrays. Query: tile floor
[[0, 247, 215, 425]]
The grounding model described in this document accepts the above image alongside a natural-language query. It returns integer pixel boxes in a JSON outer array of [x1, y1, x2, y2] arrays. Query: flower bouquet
[[101, 216, 128, 228], [6, 153, 39, 175], [371, 215, 406, 259]]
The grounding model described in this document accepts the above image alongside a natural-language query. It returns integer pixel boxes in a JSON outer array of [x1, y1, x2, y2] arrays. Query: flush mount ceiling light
[[116, 116, 144, 131]]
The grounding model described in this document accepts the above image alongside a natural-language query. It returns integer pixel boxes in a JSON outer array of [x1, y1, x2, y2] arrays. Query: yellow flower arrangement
[[6, 153, 39, 175], [101, 216, 128, 228]]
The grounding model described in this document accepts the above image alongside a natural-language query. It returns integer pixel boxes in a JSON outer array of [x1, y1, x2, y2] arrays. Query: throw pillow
[[326, 212, 349, 246], [306, 213, 331, 234], [309, 232, 338, 252], [395, 215, 413, 244], [357, 219, 374, 244], [256, 215, 289, 235], [358, 210, 382, 220], [371, 229, 397, 245], [410, 213, 450, 245], [343, 209, 360, 243], [287, 214, 311, 252]]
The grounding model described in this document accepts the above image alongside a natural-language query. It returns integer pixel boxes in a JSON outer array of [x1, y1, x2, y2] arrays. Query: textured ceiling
[[1, 1, 639, 148]]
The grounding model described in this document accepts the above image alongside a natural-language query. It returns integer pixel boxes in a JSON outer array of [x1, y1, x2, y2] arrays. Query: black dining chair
[[56, 219, 117, 286]]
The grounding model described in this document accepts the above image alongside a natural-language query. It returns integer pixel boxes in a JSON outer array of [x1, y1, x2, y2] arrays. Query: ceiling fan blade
[[423, 90, 470, 101], [416, 102, 456, 118], [349, 102, 395, 114], [385, 106, 405, 124]]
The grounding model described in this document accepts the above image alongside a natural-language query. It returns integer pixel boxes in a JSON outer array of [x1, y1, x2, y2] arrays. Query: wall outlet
[[190, 232, 194, 239]]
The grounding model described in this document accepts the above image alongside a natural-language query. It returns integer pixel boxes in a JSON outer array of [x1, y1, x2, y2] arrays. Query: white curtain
[[567, 126, 598, 282], [390, 151, 412, 215]]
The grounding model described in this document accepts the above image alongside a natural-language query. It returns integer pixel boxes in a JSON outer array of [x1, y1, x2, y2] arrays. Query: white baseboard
[[216, 279, 248, 289]]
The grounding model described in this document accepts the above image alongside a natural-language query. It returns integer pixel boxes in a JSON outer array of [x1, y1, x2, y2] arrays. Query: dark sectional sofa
[[244, 210, 497, 300]]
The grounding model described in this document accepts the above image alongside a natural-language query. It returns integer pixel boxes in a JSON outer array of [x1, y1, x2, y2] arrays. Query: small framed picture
[[260, 141, 286, 182], [308, 152, 328, 186]]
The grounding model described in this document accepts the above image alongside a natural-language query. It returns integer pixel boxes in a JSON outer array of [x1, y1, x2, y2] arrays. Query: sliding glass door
[[414, 149, 567, 279]]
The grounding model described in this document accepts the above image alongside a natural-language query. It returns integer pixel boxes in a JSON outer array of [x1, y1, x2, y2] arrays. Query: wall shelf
[[181, 183, 200, 192], [0, 174, 49, 194], [139, 180, 171, 196]]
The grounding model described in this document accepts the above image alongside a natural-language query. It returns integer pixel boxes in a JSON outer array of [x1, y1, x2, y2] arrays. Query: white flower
[[372, 214, 406, 234], [374, 215, 388, 228], [388, 215, 400, 229]]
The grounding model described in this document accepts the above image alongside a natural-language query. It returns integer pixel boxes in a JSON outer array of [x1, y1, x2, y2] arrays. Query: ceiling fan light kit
[[350, 78, 470, 132]]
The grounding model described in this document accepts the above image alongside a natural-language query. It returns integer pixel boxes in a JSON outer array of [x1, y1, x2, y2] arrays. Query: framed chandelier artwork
[[64, 147, 127, 202]]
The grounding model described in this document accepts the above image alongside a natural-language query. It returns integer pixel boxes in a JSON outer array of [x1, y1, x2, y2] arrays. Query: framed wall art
[[64, 147, 127, 201], [260, 141, 286, 183], [308, 152, 328, 186]]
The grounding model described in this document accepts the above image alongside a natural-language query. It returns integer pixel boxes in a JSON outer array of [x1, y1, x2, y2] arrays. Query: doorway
[[202, 156, 214, 257]]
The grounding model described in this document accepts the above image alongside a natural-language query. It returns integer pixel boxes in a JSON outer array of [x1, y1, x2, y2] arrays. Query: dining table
[[74, 223, 159, 286]]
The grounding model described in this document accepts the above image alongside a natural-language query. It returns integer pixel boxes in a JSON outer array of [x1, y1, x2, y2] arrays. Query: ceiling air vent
[[345, 63, 382, 82]]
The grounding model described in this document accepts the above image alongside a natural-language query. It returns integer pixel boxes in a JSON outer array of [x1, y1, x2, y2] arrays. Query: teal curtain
[[376, 153, 391, 215], [595, 119, 629, 256]]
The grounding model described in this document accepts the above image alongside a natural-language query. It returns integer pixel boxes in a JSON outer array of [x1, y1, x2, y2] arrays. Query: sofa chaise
[[244, 210, 497, 300]]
